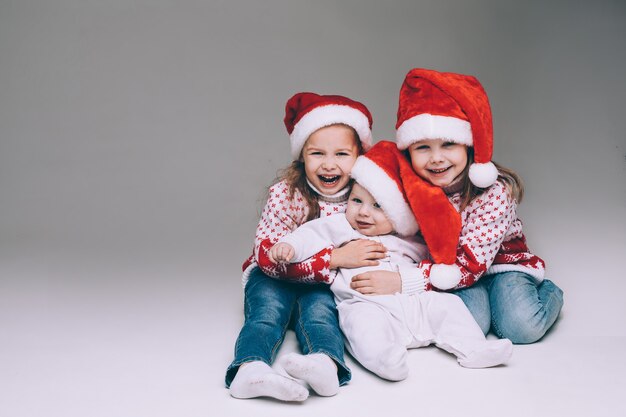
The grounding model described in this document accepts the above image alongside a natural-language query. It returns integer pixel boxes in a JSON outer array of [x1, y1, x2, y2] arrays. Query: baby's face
[[346, 183, 394, 236]]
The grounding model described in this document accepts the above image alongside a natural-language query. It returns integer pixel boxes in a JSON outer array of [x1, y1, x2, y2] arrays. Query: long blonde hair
[[457, 147, 524, 211], [274, 124, 362, 222]]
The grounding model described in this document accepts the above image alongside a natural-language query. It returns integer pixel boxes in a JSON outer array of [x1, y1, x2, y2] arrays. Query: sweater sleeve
[[279, 214, 356, 262], [393, 235, 430, 295], [421, 181, 517, 290], [252, 181, 336, 284]]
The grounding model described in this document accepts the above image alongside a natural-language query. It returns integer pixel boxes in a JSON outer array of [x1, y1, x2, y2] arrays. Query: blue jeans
[[453, 271, 564, 344], [225, 268, 351, 387]]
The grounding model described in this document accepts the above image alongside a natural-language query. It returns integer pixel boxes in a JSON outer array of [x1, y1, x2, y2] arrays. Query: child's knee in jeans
[[493, 318, 546, 344]]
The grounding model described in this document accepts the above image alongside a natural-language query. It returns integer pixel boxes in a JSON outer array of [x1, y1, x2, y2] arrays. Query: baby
[[270, 141, 512, 381]]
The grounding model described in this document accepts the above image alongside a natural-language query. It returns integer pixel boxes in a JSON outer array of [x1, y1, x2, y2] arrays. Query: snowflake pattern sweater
[[414, 179, 546, 290], [242, 179, 348, 285]]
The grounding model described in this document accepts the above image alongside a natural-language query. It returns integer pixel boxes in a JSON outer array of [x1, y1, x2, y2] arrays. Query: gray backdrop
[[1, 1, 625, 417]]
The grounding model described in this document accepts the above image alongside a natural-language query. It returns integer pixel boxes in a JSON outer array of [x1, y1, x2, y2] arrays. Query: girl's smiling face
[[408, 139, 468, 187], [302, 124, 359, 194]]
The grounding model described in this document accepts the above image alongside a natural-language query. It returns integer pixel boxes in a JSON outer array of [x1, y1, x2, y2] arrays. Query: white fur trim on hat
[[350, 156, 419, 237], [429, 263, 462, 290], [290, 105, 373, 159], [396, 114, 472, 150], [469, 161, 499, 188]]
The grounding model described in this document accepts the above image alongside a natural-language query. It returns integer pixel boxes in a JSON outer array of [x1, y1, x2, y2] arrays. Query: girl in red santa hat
[[226, 92, 384, 401], [354, 68, 563, 345]]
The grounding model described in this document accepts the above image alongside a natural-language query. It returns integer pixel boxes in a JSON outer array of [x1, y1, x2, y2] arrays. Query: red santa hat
[[350, 141, 419, 237], [351, 141, 463, 289], [284, 92, 373, 160], [395, 68, 499, 188]]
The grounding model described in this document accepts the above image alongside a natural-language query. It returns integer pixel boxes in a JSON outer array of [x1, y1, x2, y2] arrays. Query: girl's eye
[[373, 202, 382, 209], [336, 152, 349, 157], [413, 145, 429, 151], [309, 151, 323, 156], [442, 141, 456, 148], [351, 198, 362, 204]]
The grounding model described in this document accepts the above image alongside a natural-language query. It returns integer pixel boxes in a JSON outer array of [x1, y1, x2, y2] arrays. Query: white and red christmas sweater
[[241, 179, 348, 285], [407, 179, 546, 291]]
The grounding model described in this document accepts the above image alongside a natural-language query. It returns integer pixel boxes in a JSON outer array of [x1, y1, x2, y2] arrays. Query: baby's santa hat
[[284, 92, 373, 160], [350, 141, 419, 237], [395, 68, 499, 188], [351, 141, 463, 289]]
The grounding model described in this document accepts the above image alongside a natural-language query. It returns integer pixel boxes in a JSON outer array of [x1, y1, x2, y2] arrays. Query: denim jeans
[[453, 271, 564, 344], [225, 268, 351, 387]]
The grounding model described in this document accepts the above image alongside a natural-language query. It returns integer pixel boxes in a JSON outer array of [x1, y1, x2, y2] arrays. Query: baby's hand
[[269, 242, 295, 264], [351, 270, 401, 295], [330, 239, 387, 269]]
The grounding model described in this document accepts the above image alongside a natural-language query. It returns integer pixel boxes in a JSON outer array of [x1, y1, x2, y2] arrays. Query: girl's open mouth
[[319, 175, 341, 186], [428, 167, 451, 174]]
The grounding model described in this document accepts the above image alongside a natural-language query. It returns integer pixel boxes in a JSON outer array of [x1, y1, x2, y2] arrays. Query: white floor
[[2, 251, 625, 417]]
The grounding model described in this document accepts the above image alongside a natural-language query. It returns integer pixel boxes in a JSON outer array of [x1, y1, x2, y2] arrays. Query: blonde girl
[[353, 68, 563, 344], [226, 92, 385, 401]]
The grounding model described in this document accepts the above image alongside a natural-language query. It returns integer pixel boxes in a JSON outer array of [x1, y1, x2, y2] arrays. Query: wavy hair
[[457, 147, 524, 211]]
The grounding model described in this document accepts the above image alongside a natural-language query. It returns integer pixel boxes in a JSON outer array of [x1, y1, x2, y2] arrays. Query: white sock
[[279, 353, 339, 397], [458, 339, 513, 369], [229, 361, 309, 402]]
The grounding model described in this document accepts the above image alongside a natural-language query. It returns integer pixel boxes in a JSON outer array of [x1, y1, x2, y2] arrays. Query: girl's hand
[[350, 270, 401, 295], [330, 239, 387, 269], [269, 243, 295, 264]]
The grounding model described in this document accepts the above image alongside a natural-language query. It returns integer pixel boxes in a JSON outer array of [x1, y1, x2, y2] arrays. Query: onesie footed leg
[[375, 344, 409, 381], [345, 338, 408, 382], [229, 361, 309, 401], [279, 353, 339, 397], [339, 301, 408, 382], [423, 291, 512, 369], [457, 339, 513, 369]]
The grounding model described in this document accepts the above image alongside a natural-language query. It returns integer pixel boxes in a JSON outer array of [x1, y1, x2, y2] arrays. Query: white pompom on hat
[[284, 92, 373, 160], [396, 68, 499, 188]]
